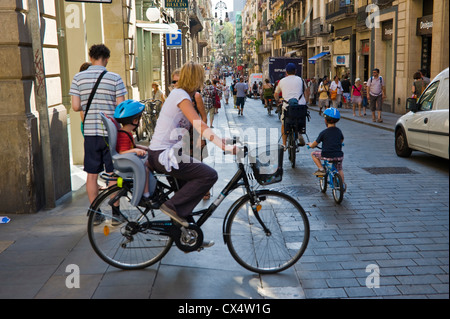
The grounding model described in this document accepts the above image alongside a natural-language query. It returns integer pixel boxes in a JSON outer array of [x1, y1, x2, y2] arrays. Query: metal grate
[[362, 167, 418, 175]]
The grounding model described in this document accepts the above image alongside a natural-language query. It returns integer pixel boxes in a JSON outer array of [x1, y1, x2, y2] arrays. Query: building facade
[[0, 0, 214, 214], [253, 0, 448, 114]]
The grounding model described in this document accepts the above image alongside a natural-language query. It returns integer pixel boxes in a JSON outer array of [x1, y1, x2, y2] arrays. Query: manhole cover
[[362, 167, 418, 175], [273, 185, 317, 196]]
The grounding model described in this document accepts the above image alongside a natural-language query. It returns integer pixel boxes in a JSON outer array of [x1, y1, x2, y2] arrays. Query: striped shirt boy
[[69, 65, 127, 137]]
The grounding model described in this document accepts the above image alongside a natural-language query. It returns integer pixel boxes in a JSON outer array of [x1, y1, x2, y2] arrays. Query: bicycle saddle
[[100, 112, 156, 206]]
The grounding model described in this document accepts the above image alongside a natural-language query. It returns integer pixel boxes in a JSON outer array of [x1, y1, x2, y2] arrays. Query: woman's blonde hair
[[177, 62, 204, 93]]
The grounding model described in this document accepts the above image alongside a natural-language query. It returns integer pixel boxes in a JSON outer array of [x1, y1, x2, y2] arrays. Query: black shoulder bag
[[81, 70, 107, 136]]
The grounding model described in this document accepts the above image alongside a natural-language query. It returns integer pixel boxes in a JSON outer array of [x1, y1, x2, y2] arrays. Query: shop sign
[[65, 0, 112, 3], [417, 15, 433, 36], [361, 40, 370, 55], [165, 0, 188, 9], [382, 20, 393, 41], [334, 55, 349, 67]]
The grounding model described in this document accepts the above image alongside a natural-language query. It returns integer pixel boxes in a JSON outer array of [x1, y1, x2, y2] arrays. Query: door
[[407, 80, 440, 153], [427, 77, 449, 159]]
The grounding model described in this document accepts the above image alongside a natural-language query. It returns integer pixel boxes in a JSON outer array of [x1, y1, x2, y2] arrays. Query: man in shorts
[[70, 44, 127, 205], [366, 68, 386, 123]]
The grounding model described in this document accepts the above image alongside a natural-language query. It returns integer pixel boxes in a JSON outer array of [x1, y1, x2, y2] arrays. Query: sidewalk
[[307, 104, 401, 132]]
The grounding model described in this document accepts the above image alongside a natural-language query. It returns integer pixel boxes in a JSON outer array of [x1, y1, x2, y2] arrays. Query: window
[[418, 81, 439, 111]]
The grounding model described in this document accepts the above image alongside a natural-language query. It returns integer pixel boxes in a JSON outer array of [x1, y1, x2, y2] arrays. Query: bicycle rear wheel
[[332, 173, 344, 204], [288, 131, 296, 168], [225, 190, 309, 274], [87, 185, 173, 270]]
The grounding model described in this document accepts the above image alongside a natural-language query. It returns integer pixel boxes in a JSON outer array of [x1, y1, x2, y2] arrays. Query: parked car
[[395, 68, 449, 159]]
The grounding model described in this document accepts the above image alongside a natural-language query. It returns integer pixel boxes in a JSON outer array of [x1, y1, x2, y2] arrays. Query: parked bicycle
[[137, 99, 161, 141], [88, 116, 310, 274], [307, 144, 345, 204]]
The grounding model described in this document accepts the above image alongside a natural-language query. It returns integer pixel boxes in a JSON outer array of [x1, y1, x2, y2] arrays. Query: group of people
[[308, 69, 386, 123]]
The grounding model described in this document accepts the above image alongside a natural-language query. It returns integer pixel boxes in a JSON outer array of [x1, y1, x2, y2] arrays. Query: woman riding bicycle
[[147, 62, 236, 227]]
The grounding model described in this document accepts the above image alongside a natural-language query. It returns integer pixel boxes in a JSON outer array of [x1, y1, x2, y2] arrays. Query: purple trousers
[[148, 150, 218, 217]]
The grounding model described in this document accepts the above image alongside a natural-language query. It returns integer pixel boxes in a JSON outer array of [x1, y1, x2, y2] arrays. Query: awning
[[136, 22, 181, 34], [308, 51, 330, 64]]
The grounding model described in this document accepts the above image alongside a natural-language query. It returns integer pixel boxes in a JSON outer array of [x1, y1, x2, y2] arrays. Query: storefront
[[417, 14, 433, 78]]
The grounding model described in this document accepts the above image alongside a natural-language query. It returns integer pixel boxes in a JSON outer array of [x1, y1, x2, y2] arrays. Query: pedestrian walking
[[362, 81, 368, 116], [231, 80, 237, 108], [317, 76, 330, 116], [329, 75, 343, 108], [234, 77, 248, 116], [351, 78, 363, 116], [366, 68, 386, 123], [70, 44, 127, 206], [341, 75, 351, 109], [213, 80, 222, 114], [201, 79, 216, 128], [308, 78, 318, 105], [223, 84, 230, 104], [262, 79, 274, 108]]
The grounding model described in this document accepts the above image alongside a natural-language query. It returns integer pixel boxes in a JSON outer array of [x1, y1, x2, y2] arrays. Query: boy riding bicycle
[[307, 107, 346, 191]]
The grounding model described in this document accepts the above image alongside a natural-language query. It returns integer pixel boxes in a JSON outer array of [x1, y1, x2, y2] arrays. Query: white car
[[395, 68, 449, 159]]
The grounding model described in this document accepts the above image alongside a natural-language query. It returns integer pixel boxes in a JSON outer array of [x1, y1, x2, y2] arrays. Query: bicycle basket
[[248, 144, 284, 185]]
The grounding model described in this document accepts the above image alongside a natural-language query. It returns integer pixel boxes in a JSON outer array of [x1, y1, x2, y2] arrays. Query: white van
[[395, 68, 449, 159]]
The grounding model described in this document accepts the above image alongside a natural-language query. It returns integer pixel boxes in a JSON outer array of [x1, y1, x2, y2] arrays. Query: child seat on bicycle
[[100, 112, 157, 207]]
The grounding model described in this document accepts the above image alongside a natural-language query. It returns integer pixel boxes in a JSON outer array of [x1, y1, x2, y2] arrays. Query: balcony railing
[[326, 0, 355, 21]]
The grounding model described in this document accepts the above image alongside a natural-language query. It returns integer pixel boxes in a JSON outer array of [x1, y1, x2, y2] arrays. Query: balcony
[[189, 0, 204, 34], [326, 0, 355, 22], [311, 17, 330, 37], [284, 0, 300, 8]]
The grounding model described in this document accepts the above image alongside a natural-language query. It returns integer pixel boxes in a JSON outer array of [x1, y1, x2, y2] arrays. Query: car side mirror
[[406, 98, 419, 112]]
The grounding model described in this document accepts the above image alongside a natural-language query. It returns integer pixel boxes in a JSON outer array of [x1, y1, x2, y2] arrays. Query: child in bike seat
[[307, 107, 345, 188], [114, 99, 153, 201]]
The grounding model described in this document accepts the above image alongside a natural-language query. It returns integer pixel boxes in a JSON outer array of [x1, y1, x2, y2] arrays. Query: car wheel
[[395, 127, 412, 157]]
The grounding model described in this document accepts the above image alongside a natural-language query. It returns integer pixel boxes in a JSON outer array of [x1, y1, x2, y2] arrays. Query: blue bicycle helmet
[[323, 107, 340, 123], [114, 99, 145, 124]]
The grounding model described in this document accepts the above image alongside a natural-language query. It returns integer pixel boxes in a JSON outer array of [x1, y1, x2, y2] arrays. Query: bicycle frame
[[323, 160, 338, 189]]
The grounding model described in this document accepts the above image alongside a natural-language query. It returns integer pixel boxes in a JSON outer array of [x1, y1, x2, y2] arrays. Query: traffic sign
[[166, 31, 182, 49]]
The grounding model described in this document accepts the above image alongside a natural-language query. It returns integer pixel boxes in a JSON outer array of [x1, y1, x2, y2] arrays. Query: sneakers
[[160, 203, 189, 227], [313, 169, 326, 176]]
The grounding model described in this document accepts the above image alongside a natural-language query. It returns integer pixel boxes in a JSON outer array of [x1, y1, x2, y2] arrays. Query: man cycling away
[[274, 63, 309, 150]]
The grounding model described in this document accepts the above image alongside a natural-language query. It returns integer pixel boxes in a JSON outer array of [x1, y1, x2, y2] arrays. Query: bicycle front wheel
[[225, 190, 310, 274], [87, 185, 173, 270]]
